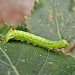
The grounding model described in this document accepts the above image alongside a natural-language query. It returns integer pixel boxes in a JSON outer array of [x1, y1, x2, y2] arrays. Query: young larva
[[4, 28, 69, 50]]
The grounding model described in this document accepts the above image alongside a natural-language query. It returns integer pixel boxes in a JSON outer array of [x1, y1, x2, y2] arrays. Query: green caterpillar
[[4, 28, 69, 50]]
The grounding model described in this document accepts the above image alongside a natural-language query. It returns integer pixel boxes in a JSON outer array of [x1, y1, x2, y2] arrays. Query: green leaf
[[0, 47, 19, 75], [0, 41, 75, 75], [0, 0, 75, 75]]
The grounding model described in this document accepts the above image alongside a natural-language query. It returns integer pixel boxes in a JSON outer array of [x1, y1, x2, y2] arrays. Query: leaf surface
[[0, 0, 75, 75]]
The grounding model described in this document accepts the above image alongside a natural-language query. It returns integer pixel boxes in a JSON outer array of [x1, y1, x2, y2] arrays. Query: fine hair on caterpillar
[[4, 28, 69, 51]]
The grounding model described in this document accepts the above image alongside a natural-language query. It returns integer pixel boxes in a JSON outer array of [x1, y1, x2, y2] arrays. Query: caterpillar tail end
[[3, 29, 15, 42], [3, 37, 9, 42]]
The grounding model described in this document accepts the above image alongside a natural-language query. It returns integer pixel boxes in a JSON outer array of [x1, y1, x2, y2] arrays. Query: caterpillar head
[[62, 39, 69, 47], [56, 39, 69, 52]]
